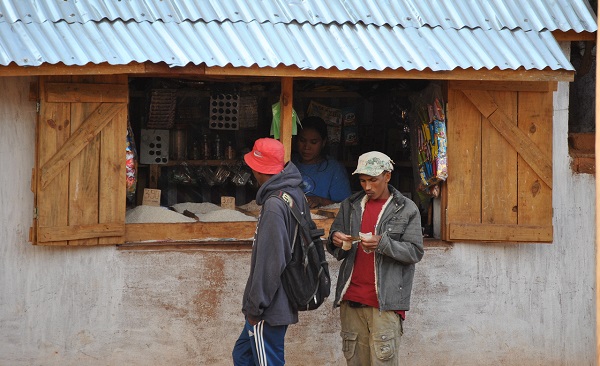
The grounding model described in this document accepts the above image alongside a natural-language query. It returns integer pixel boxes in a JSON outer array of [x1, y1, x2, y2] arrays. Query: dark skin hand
[[331, 231, 382, 252], [330, 172, 389, 251]]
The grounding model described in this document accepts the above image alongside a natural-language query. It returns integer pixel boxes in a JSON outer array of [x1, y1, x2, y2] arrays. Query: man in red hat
[[232, 138, 309, 366]]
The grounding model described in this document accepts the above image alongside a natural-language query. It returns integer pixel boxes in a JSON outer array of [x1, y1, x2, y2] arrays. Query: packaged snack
[[327, 126, 342, 144], [343, 125, 359, 146], [126, 120, 138, 203], [307, 100, 342, 126], [169, 162, 196, 185], [410, 84, 448, 195], [342, 108, 357, 126]]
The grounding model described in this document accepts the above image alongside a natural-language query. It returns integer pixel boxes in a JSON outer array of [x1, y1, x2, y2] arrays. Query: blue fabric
[[292, 156, 352, 202], [232, 319, 288, 366]]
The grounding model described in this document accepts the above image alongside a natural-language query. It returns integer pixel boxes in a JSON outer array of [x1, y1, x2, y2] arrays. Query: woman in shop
[[292, 116, 352, 208]]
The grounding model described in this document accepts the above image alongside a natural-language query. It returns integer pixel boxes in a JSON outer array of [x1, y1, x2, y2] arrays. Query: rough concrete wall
[[0, 73, 595, 366]]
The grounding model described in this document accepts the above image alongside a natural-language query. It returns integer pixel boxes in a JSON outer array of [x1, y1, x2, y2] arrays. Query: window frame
[[33, 77, 556, 245]]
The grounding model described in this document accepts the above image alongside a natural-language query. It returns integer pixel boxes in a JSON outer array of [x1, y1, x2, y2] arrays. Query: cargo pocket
[[372, 330, 396, 361], [341, 331, 358, 360]]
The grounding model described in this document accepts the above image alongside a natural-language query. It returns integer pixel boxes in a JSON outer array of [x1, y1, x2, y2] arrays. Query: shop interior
[[126, 77, 447, 238]]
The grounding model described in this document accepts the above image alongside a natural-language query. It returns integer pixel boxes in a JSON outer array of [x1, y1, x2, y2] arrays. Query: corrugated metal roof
[[0, 18, 573, 70], [0, 0, 593, 71], [0, 0, 596, 32]]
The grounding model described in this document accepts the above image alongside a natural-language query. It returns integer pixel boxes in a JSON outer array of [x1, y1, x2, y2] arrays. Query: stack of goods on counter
[[126, 201, 257, 224], [171, 202, 256, 222], [126, 205, 197, 224]]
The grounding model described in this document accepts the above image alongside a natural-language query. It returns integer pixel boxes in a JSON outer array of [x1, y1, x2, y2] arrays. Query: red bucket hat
[[244, 138, 285, 174]]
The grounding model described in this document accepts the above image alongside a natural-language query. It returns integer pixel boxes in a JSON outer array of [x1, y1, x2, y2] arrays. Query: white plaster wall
[[0, 75, 595, 366]]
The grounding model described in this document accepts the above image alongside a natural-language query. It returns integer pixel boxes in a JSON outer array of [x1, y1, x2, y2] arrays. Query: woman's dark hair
[[299, 116, 328, 141]]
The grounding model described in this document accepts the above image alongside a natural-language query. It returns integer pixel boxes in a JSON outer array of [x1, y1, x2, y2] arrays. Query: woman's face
[[297, 128, 325, 164]]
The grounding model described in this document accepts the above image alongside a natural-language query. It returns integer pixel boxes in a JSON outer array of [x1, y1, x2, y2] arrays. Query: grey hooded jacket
[[327, 185, 424, 311], [241, 162, 308, 326]]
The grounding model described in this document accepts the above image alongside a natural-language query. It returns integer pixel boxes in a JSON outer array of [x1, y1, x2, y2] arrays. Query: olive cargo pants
[[340, 301, 403, 366]]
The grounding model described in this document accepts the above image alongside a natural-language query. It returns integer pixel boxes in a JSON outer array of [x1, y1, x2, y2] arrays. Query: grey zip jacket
[[326, 185, 424, 311]]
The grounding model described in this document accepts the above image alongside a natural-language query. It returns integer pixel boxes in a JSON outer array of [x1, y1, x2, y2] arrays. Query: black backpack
[[270, 191, 331, 311]]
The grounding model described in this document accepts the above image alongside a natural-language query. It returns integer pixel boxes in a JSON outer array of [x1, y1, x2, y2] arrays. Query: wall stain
[[194, 256, 225, 321]]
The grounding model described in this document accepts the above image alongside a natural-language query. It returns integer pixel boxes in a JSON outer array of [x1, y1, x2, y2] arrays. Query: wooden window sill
[[118, 235, 450, 251], [568, 133, 595, 175]]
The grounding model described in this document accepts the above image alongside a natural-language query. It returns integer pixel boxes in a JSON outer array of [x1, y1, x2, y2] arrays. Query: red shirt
[[343, 198, 406, 320]]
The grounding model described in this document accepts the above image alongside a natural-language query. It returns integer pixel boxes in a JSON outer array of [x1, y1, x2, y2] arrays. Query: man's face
[[358, 171, 391, 200], [252, 170, 270, 186]]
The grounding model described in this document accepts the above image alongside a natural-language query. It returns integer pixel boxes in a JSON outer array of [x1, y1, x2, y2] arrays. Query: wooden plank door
[[445, 81, 553, 242], [34, 75, 128, 245]]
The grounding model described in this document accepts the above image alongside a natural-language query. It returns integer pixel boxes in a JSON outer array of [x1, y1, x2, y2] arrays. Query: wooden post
[[149, 164, 160, 189], [279, 77, 293, 162]]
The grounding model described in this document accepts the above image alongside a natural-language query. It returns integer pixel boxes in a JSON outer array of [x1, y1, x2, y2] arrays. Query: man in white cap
[[232, 138, 309, 366], [327, 151, 424, 366]]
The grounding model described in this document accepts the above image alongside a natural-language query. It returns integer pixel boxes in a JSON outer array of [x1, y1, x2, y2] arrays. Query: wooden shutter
[[33, 76, 128, 245], [444, 81, 553, 243]]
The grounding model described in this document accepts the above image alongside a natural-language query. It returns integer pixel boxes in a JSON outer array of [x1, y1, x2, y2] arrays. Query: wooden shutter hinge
[[36, 101, 40, 114], [33, 207, 38, 220]]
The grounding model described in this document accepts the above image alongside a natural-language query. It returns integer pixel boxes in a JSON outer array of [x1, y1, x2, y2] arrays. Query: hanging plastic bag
[[270, 102, 298, 139]]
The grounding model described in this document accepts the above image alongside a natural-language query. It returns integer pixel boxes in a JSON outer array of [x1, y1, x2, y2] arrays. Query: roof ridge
[[0, 0, 596, 32]]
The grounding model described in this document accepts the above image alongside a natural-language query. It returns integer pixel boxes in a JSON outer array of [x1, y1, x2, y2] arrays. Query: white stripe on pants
[[254, 320, 267, 366]]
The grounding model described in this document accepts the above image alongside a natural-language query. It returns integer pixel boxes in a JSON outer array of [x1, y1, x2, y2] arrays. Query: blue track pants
[[232, 319, 288, 366]]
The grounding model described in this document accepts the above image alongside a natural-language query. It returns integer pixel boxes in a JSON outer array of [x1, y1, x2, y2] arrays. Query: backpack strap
[[270, 190, 303, 225], [269, 190, 325, 240], [269, 191, 306, 254]]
